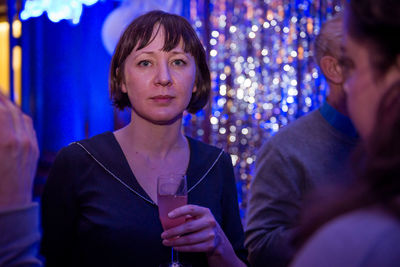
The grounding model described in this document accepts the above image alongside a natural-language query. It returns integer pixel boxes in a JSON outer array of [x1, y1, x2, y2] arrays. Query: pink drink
[[158, 194, 188, 230]]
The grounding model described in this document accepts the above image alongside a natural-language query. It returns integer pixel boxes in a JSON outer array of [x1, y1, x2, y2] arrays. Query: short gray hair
[[314, 13, 343, 68]]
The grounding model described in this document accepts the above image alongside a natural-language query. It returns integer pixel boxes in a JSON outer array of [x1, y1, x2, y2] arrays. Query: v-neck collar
[[75, 131, 224, 206]]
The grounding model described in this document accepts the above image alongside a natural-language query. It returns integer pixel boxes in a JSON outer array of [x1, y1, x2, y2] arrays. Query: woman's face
[[341, 31, 400, 140], [122, 28, 196, 125]]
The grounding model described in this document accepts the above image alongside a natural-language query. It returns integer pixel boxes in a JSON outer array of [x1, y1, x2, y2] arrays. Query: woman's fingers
[[163, 224, 222, 254], [161, 216, 215, 239], [162, 205, 215, 238], [163, 225, 219, 253], [161, 204, 222, 253], [168, 204, 209, 218], [164, 226, 216, 243]]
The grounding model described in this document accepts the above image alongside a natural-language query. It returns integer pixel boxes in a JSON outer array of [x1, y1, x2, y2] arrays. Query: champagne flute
[[157, 174, 188, 267]]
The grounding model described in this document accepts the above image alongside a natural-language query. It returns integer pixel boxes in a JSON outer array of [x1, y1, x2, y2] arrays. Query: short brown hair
[[109, 10, 211, 114], [346, 0, 400, 78]]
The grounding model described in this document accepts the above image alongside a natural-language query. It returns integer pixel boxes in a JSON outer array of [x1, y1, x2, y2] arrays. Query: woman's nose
[[155, 62, 172, 87]]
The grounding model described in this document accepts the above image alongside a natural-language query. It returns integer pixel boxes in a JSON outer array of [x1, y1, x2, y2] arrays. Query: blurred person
[[40, 11, 247, 267], [245, 12, 358, 267], [0, 92, 41, 266], [291, 0, 400, 266]]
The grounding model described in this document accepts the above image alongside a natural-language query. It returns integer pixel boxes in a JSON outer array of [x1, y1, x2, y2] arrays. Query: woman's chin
[[145, 113, 183, 126]]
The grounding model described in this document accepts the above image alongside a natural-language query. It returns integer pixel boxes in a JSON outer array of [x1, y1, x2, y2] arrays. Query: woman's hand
[[161, 204, 246, 267], [161, 204, 220, 253]]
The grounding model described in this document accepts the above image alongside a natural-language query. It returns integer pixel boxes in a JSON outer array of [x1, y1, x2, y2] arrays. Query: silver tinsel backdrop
[[183, 0, 343, 216]]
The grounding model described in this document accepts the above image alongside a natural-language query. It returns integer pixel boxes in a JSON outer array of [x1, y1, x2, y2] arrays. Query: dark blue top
[[40, 132, 247, 267]]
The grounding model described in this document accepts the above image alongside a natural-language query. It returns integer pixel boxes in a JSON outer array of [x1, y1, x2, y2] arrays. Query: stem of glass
[[171, 247, 179, 263]]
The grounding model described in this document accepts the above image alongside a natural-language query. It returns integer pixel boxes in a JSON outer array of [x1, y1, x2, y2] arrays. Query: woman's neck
[[114, 112, 186, 159]]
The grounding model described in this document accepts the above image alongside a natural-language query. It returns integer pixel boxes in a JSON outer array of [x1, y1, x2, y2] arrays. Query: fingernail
[[168, 211, 175, 217]]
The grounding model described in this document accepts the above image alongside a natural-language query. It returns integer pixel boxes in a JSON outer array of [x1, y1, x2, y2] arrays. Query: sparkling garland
[[184, 0, 343, 214]]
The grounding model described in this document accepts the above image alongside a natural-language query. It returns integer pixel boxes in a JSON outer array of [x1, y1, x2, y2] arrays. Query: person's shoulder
[[56, 131, 114, 160], [186, 136, 230, 170], [292, 207, 400, 267], [186, 136, 224, 156], [257, 110, 321, 154], [321, 207, 400, 237], [74, 131, 114, 149], [272, 109, 321, 139]]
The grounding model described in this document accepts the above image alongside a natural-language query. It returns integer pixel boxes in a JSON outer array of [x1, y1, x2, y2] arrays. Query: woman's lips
[[150, 95, 174, 103]]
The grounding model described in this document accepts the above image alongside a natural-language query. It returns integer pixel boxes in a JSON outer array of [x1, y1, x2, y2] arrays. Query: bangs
[[133, 13, 200, 55]]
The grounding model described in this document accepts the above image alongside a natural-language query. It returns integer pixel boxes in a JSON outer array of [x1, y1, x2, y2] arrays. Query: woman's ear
[[192, 84, 197, 93], [320, 55, 343, 84], [121, 84, 127, 93]]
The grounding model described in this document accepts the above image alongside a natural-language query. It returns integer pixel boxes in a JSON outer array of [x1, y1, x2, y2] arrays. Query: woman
[[291, 0, 400, 266], [41, 11, 247, 267]]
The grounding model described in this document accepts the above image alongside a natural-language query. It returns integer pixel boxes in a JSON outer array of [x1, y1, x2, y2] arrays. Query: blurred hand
[[0, 92, 39, 208], [161, 204, 228, 255]]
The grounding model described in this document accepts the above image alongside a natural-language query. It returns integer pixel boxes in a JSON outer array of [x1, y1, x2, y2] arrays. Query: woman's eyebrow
[[170, 51, 190, 57], [131, 51, 155, 60], [131, 50, 189, 60]]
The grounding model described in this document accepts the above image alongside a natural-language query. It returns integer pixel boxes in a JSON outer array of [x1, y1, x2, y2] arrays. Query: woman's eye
[[138, 60, 151, 67], [172, 59, 186, 66]]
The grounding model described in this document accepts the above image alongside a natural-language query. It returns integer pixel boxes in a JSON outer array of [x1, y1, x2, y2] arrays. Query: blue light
[[20, 0, 101, 24]]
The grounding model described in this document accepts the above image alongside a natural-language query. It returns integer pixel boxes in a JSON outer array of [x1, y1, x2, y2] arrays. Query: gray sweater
[[245, 103, 358, 267]]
